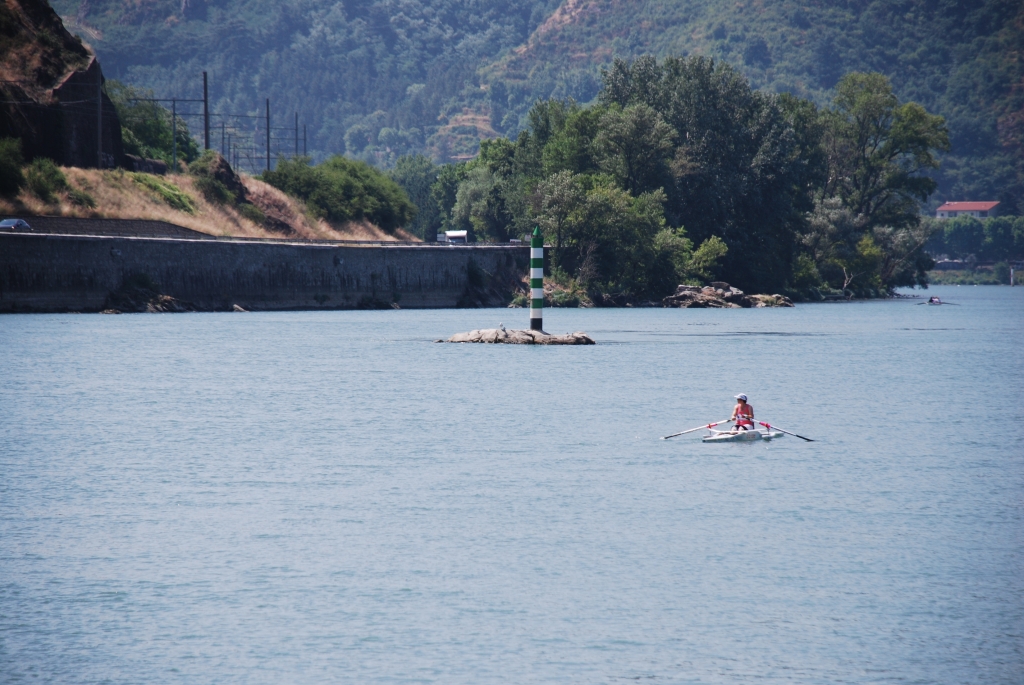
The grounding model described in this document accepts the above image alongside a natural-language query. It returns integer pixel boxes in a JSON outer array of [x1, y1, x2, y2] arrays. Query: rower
[[731, 394, 754, 431]]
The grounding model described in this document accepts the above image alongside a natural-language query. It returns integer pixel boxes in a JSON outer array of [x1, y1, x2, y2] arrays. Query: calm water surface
[[2, 285, 1022, 684]]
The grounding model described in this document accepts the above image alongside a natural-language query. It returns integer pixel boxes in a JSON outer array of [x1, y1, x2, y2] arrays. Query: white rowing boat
[[663, 419, 813, 442], [701, 428, 784, 443]]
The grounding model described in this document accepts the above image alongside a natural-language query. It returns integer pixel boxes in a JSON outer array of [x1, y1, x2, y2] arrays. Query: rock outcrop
[[0, 0, 124, 167], [662, 283, 794, 308], [103, 274, 197, 313], [442, 328, 595, 344]]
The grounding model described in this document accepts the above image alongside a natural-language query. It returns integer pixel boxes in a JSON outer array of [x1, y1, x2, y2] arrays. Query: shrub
[[194, 175, 233, 205], [0, 138, 25, 196], [131, 173, 196, 214], [237, 202, 266, 225], [262, 155, 416, 232], [25, 158, 69, 203], [68, 188, 96, 208]]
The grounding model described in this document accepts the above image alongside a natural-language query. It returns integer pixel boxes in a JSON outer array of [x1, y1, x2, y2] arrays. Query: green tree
[[822, 73, 950, 230], [263, 156, 415, 232], [106, 81, 200, 167], [541, 104, 604, 177], [431, 162, 469, 231], [941, 216, 985, 259], [593, 104, 675, 196], [534, 170, 586, 270], [390, 155, 441, 240], [600, 56, 810, 293]]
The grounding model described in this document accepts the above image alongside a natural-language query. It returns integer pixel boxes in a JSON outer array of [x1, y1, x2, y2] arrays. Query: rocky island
[[662, 282, 794, 308], [441, 328, 595, 345]]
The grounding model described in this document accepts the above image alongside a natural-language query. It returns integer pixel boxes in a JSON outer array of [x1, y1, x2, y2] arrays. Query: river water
[[1, 285, 1022, 684]]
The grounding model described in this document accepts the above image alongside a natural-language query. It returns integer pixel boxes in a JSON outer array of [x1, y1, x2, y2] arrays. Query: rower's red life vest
[[734, 403, 754, 427]]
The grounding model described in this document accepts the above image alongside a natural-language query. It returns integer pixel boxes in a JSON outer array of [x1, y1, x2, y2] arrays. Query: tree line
[[75, 58, 997, 301], [392, 57, 953, 299], [924, 216, 1024, 264]]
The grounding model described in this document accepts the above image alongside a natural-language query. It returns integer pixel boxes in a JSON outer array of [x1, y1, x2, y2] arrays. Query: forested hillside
[[51, 0, 1022, 206]]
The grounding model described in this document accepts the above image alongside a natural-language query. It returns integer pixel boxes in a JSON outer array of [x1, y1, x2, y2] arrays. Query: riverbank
[[0, 232, 526, 313], [926, 268, 1014, 285], [510, 281, 795, 309]]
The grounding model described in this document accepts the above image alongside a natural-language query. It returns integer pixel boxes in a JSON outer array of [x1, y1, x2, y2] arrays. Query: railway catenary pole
[[530, 226, 544, 331], [266, 98, 271, 171], [96, 75, 103, 169], [171, 99, 176, 173], [203, 72, 210, 150]]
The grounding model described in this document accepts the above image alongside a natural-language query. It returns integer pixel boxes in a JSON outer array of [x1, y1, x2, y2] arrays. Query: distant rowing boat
[[917, 296, 959, 305]]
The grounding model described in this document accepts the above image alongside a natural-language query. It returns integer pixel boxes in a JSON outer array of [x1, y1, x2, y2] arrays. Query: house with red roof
[[935, 201, 999, 219]]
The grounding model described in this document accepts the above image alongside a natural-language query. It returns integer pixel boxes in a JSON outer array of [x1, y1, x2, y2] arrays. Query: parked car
[[0, 218, 31, 231]]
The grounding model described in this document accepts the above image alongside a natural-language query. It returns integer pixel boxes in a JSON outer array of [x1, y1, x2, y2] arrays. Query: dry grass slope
[[0, 168, 420, 241]]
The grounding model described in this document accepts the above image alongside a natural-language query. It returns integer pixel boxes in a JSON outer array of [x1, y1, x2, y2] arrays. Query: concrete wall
[[0, 233, 529, 313]]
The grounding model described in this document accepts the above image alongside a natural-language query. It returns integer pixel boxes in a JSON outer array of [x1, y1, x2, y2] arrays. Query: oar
[[662, 419, 732, 440], [758, 421, 814, 442]]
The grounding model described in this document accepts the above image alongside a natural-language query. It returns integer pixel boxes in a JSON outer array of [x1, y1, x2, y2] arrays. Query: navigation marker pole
[[530, 226, 544, 331]]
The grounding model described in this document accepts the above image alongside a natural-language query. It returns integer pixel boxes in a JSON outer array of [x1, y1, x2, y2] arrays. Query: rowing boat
[[701, 428, 784, 443]]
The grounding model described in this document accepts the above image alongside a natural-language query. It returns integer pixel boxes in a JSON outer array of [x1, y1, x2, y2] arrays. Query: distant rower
[[731, 394, 754, 431]]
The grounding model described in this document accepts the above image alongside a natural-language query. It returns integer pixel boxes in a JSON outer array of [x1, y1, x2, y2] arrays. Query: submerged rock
[[442, 328, 595, 345]]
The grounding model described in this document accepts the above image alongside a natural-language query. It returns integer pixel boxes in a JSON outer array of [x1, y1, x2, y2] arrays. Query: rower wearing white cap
[[730, 394, 754, 431]]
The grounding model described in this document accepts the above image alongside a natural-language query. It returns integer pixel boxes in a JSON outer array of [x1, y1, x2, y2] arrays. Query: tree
[[941, 216, 985, 259], [822, 73, 950, 230], [534, 170, 586, 270], [541, 104, 604, 177], [600, 56, 810, 293], [390, 154, 440, 240], [593, 104, 676, 196], [106, 81, 199, 167], [431, 162, 468, 231]]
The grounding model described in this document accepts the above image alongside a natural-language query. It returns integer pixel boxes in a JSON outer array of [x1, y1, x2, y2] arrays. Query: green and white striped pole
[[530, 226, 544, 331]]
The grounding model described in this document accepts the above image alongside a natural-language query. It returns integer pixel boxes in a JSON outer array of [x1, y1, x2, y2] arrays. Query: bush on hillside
[[25, 158, 68, 203], [68, 187, 96, 208], [0, 138, 25, 196], [263, 156, 416, 232], [131, 173, 196, 214], [193, 175, 234, 205], [237, 202, 266, 226]]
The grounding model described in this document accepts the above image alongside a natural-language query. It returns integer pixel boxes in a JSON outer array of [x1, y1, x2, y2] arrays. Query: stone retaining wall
[[0, 233, 528, 313]]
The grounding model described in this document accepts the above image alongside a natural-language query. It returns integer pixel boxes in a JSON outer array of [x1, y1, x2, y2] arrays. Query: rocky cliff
[[0, 0, 123, 167]]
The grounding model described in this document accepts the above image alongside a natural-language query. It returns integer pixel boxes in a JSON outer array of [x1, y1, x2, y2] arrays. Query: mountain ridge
[[38, 0, 1024, 206]]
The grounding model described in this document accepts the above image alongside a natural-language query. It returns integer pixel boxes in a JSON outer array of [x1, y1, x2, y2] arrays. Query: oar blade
[[759, 421, 814, 442]]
